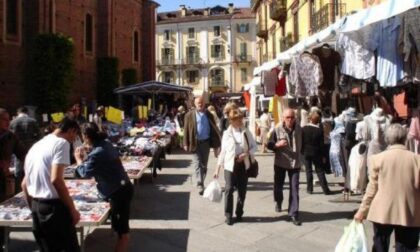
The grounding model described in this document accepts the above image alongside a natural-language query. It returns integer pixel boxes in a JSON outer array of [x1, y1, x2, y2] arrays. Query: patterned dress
[[329, 126, 347, 177]]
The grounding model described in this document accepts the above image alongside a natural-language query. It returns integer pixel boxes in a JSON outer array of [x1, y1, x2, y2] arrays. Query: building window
[[133, 31, 139, 62], [214, 26, 221, 37], [186, 70, 199, 83], [186, 46, 199, 64], [163, 71, 174, 83], [237, 24, 249, 33], [210, 68, 225, 86], [6, 0, 18, 36], [240, 43, 247, 56], [164, 30, 170, 41], [241, 68, 247, 82], [162, 48, 174, 59], [272, 30, 276, 59], [211, 45, 224, 59], [188, 28, 195, 39], [293, 12, 299, 43], [85, 14, 93, 53]]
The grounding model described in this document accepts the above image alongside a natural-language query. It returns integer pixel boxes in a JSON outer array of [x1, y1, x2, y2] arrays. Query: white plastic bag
[[335, 220, 369, 252], [203, 180, 222, 203]]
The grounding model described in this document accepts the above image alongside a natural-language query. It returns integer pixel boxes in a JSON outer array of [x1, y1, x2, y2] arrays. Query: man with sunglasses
[[267, 108, 303, 226]]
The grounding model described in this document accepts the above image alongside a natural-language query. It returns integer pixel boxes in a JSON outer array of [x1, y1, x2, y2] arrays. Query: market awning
[[341, 0, 420, 33], [114, 81, 193, 95], [253, 0, 420, 76]]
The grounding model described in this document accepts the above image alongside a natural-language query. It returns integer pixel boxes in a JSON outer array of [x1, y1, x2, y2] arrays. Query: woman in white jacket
[[213, 108, 257, 225]]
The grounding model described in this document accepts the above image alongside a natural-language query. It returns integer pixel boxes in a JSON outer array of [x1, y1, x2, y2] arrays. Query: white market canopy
[[253, 0, 420, 76]]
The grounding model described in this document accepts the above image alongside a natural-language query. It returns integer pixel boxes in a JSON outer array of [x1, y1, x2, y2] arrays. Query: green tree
[[24, 33, 74, 113]]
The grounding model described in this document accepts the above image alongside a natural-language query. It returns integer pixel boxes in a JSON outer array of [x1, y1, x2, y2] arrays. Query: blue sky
[[156, 0, 250, 12]]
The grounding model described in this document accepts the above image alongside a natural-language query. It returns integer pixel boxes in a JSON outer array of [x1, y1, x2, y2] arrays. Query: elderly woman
[[354, 124, 420, 252], [214, 108, 257, 225], [301, 112, 331, 195], [75, 123, 133, 252]]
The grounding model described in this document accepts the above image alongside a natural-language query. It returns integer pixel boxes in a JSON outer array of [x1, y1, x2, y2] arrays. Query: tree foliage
[[24, 33, 74, 113]]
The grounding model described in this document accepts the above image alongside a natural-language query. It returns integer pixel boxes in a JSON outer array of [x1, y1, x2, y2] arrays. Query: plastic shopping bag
[[203, 180, 222, 203], [335, 220, 369, 252]]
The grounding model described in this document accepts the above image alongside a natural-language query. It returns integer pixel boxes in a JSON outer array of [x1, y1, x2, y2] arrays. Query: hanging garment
[[289, 53, 323, 97], [276, 70, 287, 96], [312, 46, 341, 91], [348, 142, 368, 193], [367, 17, 404, 87], [393, 91, 408, 118], [363, 115, 390, 157], [408, 113, 420, 154], [330, 126, 346, 177], [398, 8, 420, 83], [262, 70, 277, 97], [336, 33, 375, 80], [405, 84, 419, 109], [321, 116, 334, 145]]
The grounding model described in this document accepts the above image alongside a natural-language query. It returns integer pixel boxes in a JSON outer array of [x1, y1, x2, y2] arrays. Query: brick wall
[[0, 0, 157, 111]]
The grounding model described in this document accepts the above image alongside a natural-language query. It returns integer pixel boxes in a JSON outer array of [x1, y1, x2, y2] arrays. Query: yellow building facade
[[156, 4, 257, 93], [252, 0, 366, 66]]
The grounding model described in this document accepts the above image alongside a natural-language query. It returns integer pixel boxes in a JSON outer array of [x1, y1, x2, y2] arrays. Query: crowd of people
[[0, 95, 419, 251]]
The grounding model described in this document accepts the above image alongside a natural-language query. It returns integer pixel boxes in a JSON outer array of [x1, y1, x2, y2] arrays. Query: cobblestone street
[[9, 150, 382, 252]]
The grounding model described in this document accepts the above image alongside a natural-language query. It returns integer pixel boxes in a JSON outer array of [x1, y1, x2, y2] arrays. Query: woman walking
[[213, 108, 257, 225], [301, 112, 331, 194]]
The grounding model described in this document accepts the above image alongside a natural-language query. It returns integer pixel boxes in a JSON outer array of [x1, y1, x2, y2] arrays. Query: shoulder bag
[[244, 132, 259, 178]]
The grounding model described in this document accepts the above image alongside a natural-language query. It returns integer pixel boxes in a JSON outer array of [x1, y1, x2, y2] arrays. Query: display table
[[0, 180, 110, 252], [64, 156, 153, 183], [121, 156, 153, 183]]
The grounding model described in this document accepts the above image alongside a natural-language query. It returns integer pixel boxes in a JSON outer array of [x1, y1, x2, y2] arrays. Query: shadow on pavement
[[8, 238, 38, 252], [162, 159, 192, 169], [247, 181, 274, 191], [84, 228, 189, 252], [299, 210, 354, 223], [131, 189, 190, 220], [241, 215, 289, 223], [149, 174, 190, 186]]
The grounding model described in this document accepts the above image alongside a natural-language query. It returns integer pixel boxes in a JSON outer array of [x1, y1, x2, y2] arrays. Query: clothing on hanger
[[312, 46, 341, 91]]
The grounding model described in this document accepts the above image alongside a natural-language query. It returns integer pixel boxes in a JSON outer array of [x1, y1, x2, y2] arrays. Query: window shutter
[[211, 45, 215, 58], [221, 45, 225, 59], [237, 24, 240, 32], [171, 30, 176, 42]]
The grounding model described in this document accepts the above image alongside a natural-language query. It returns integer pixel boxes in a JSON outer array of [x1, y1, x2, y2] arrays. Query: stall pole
[[249, 85, 257, 138]]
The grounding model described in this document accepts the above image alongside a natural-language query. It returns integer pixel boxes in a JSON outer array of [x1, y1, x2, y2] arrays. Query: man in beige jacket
[[354, 123, 420, 252], [183, 97, 221, 195]]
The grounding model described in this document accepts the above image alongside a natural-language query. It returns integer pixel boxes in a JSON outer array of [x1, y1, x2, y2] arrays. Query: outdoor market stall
[[0, 180, 110, 252], [248, 0, 420, 199]]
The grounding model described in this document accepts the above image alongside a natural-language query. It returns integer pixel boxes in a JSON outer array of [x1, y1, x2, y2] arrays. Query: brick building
[[0, 0, 158, 111]]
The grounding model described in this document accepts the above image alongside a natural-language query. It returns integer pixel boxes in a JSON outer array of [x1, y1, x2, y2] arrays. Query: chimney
[[180, 5, 187, 17], [228, 3, 234, 14], [204, 8, 210, 16]]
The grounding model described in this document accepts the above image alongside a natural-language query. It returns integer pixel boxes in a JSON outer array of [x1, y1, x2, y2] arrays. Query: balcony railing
[[311, 3, 346, 33], [157, 57, 175, 66], [235, 54, 253, 63], [184, 55, 201, 65], [210, 79, 228, 87], [270, 0, 287, 22], [256, 22, 268, 38]]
